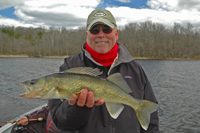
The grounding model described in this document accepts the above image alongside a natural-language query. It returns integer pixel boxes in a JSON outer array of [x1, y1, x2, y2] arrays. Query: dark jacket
[[11, 105, 59, 133], [49, 42, 159, 133], [27, 105, 59, 133]]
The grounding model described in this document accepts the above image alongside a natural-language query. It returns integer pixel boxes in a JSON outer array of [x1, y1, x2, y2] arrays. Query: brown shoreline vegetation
[[0, 21, 200, 59], [0, 54, 67, 58], [1, 54, 200, 60]]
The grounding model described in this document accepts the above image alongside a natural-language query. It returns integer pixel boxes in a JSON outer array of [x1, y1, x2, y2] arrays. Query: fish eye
[[30, 80, 36, 85]]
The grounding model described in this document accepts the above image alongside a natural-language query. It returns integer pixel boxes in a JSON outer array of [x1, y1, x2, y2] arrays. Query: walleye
[[20, 67, 158, 130]]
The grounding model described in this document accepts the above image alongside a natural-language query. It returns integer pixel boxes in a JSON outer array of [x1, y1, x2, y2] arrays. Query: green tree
[[8, 29, 15, 37], [15, 32, 22, 39], [37, 31, 43, 39]]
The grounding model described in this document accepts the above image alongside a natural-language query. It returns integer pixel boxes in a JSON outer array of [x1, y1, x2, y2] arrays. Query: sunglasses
[[89, 27, 113, 34]]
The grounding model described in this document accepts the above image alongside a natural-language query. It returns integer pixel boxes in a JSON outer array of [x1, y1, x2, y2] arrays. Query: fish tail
[[134, 100, 158, 130]]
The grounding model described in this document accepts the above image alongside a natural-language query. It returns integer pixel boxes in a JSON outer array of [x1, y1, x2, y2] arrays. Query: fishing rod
[[7, 117, 43, 124]]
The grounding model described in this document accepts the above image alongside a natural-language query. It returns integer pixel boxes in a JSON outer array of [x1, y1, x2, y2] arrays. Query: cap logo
[[94, 12, 106, 17]]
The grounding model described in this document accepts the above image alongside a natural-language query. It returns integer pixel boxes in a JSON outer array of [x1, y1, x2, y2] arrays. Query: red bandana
[[85, 43, 118, 67]]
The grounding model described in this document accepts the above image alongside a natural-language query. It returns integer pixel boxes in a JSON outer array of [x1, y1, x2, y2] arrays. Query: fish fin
[[42, 87, 57, 99], [63, 67, 102, 77], [73, 90, 83, 98], [56, 88, 75, 100], [107, 73, 132, 93], [134, 100, 158, 130], [105, 102, 124, 119]]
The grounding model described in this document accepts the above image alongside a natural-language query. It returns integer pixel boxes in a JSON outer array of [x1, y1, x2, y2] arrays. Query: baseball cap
[[86, 9, 117, 30]]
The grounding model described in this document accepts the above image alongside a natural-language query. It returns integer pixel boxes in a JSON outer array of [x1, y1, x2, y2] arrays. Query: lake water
[[0, 57, 200, 133]]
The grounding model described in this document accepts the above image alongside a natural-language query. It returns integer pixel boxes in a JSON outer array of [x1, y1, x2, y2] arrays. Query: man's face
[[86, 24, 119, 53]]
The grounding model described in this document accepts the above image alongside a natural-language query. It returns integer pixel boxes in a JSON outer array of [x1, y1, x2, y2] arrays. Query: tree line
[[0, 21, 200, 59]]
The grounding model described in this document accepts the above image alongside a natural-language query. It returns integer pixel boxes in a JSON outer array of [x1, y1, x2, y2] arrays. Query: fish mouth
[[19, 83, 41, 99], [19, 83, 31, 97]]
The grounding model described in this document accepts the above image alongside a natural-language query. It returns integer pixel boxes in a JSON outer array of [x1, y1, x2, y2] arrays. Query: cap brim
[[87, 18, 115, 30]]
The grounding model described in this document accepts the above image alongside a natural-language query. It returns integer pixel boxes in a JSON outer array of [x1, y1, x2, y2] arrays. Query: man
[[49, 8, 159, 133], [10, 105, 59, 133]]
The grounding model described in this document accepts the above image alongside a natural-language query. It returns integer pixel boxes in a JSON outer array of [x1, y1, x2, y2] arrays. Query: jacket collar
[[116, 42, 134, 65]]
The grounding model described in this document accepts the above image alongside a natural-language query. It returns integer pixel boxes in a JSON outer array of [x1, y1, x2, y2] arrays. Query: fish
[[20, 67, 158, 130]]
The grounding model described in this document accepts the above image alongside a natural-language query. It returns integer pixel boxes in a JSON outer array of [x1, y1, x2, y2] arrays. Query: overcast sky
[[0, 0, 200, 29]]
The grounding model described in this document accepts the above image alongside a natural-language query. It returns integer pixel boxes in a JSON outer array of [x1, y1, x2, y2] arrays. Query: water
[[138, 60, 200, 133], [0, 57, 63, 126], [0, 58, 200, 133]]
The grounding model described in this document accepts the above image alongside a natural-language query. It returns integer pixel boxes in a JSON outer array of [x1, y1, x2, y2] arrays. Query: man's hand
[[68, 89, 104, 108], [16, 116, 29, 126]]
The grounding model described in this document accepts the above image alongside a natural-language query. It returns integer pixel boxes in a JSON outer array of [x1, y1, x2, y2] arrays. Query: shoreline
[[0, 55, 199, 60], [0, 55, 68, 58]]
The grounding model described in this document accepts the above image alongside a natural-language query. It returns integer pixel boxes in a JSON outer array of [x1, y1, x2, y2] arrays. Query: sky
[[0, 0, 200, 29]]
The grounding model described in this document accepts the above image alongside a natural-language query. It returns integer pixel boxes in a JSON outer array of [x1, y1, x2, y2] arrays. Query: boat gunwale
[[0, 103, 47, 133]]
